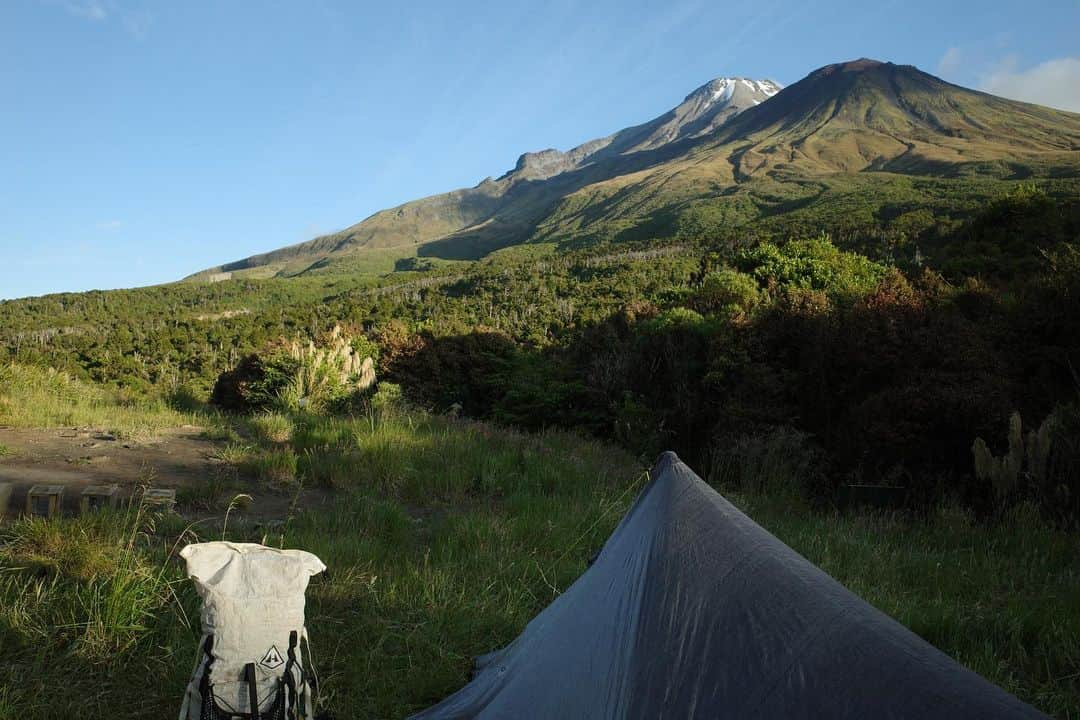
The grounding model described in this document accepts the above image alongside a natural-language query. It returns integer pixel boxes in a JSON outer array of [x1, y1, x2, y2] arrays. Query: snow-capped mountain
[[190, 60, 1079, 281], [191, 74, 782, 277], [506, 76, 782, 181]]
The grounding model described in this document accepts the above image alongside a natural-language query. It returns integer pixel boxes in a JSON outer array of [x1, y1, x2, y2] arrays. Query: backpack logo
[[259, 645, 284, 669]]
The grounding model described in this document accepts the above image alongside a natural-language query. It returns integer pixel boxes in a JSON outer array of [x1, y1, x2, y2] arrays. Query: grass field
[[0, 363, 206, 439], [0, 370, 1077, 718]]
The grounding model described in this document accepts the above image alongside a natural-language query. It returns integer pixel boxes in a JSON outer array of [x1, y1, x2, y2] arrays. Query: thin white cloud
[[936, 47, 962, 77], [64, 0, 107, 21], [979, 56, 1080, 112], [57, 0, 151, 40], [96, 219, 123, 230]]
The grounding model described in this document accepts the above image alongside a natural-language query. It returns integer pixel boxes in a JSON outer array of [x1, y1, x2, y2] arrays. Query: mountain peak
[[508, 75, 782, 181], [813, 58, 891, 77], [712, 57, 1080, 179], [687, 77, 782, 105]]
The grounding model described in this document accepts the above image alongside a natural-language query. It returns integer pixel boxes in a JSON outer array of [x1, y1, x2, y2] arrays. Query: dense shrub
[[381, 329, 519, 415], [210, 353, 295, 412], [360, 232, 1078, 518], [691, 268, 762, 316], [1046, 404, 1080, 525], [707, 426, 831, 501], [612, 392, 666, 458], [934, 185, 1079, 279], [734, 234, 887, 301]]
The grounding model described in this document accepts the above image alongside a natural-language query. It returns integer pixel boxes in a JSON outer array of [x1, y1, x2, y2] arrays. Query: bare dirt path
[[0, 425, 328, 525]]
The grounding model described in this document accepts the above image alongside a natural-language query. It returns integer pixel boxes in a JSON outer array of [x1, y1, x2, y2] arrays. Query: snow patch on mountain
[[508, 75, 785, 181], [710, 78, 736, 103]]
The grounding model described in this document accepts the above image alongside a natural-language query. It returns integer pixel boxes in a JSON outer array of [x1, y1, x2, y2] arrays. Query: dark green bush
[[210, 353, 299, 412], [707, 426, 828, 500], [734, 234, 887, 301]]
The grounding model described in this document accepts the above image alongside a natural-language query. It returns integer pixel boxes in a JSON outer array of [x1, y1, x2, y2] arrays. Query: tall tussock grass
[[0, 506, 186, 662], [248, 410, 294, 444], [707, 426, 826, 498], [0, 363, 206, 438]]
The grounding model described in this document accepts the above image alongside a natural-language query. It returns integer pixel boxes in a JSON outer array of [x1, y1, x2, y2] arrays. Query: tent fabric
[[411, 452, 1047, 720], [179, 541, 325, 718]]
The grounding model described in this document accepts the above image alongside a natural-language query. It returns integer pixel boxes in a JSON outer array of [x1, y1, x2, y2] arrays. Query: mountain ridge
[[188, 74, 782, 278], [190, 59, 1080, 280]]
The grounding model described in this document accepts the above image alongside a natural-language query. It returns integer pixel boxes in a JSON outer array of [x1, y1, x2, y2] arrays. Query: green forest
[[3, 179, 1079, 522]]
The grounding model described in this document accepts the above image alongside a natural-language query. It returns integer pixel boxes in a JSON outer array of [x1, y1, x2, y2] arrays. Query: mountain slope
[[715, 58, 1079, 177], [192, 59, 1080, 279], [527, 59, 1080, 244], [190, 77, 781, 278]]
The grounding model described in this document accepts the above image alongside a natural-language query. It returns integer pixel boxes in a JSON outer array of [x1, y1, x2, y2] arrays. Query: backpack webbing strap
[[199, 636, 215, 703], [301, 628, 318, 706], [282, 630, 300, 719], [245, 663, 261, 720], [197, 635, 217, 720]]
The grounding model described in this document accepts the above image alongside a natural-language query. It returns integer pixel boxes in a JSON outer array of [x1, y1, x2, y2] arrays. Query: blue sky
[[2, 0, 1078, 300]]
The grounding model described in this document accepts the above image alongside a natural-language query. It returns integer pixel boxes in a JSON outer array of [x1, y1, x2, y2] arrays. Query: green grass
[[248, 410, 294, 444], [0, 363, 208, 440], [734, 493, 1080, 717], [0, 505, 186, 714], [239, 447, 299, 489], [209, 441, 256, 465], [198, 416, 241, 443], [0, 443, 13, 458], [0, 408, 1076, 718], [175, 464, 244, 512]]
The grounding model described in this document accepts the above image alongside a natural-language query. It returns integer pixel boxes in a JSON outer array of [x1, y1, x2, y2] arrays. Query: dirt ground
[[0, 425, 328, 526]]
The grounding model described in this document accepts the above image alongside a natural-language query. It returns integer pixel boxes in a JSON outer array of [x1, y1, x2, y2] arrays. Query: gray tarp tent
[[411, 452, 1047, 719]]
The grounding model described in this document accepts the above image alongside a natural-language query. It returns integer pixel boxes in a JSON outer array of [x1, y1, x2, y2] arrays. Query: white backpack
[[179, 542, 325, 720]]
